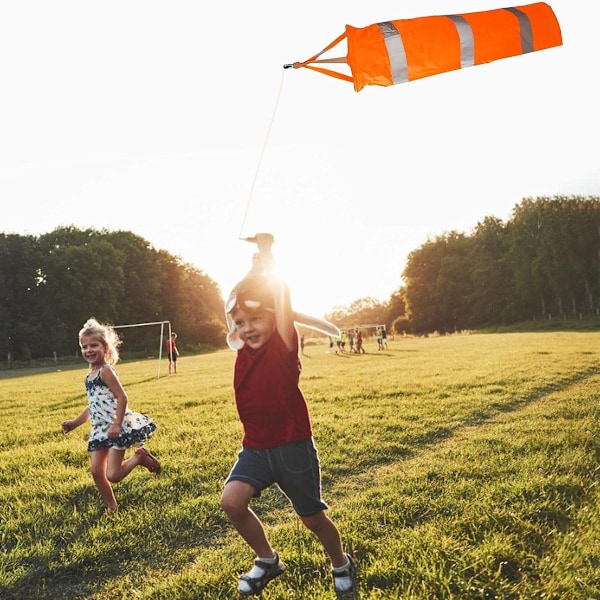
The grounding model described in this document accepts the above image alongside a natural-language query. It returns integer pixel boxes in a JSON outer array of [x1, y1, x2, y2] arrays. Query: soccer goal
[[113, 320, 171, 378]]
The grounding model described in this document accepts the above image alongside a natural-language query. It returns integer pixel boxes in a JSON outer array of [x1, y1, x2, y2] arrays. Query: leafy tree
[[434, 232, 474, 331], [1, 227, 226, 361], [326, 297, 388, 330], [402, 239, 444, 333], [507, 196, 600, 321], [400, 196, 600, 333], [386, 289, 406, 330], [403, 232, 473, 333], [0, 234, 41, 360], [37, 228, 125, 355], [107, 230, 165, 325], [469, 216, 513, 326], [172, 260, 226, 348]]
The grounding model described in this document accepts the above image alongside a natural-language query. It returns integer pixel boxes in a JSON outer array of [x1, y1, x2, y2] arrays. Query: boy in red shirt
[[221, 233, 356, 597]]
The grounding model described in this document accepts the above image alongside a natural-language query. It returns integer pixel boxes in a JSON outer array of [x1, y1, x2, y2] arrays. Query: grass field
[[1, 332, 599, 599]]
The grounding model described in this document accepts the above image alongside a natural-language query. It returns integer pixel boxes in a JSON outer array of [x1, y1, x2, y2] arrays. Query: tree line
[[2, 196, 599, 362], [0, 227, 226, 362], [327, 196, 600, 335], [397, 195, 600, 333]]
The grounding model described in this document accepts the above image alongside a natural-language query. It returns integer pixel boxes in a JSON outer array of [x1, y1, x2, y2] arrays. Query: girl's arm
[[101, 366, 129, 438], [61, 407, 90, 433]]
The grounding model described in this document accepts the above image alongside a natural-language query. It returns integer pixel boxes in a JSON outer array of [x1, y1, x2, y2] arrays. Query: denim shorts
[[225, 438, 329, 517]]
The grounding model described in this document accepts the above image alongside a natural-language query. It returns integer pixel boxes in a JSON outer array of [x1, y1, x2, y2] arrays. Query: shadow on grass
[[3, 479, 233, 600]]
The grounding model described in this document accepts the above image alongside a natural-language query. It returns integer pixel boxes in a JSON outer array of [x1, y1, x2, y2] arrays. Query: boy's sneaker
[[332, 553, 357, 597], [238, 552, 285, 596]]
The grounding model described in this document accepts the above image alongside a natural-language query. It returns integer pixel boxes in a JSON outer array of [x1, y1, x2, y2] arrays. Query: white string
[[238, 69, 287, 240]]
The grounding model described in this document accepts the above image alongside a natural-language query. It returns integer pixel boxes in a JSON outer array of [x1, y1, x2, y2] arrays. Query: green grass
[[1, 332, 599, 599]]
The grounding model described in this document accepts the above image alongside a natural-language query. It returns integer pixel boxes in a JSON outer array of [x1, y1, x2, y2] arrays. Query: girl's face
[[80, 334, 107, 367], [232, 308, 276, 350]]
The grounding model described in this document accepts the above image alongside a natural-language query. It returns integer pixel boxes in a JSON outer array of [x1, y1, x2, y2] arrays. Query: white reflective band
[[446, 15, 474, 68], [503, 7, 534, 53], [378, 21, 408, 85]]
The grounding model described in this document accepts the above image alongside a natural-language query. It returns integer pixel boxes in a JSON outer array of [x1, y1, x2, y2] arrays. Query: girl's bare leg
[[90, 449, 117, 512], [106, 448, 144, 483]]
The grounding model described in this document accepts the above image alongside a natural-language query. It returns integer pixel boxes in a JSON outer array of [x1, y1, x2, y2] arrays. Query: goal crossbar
[[113, 320, 171, 378]]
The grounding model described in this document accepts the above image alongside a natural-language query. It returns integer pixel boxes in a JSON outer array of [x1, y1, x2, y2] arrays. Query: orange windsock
[[288, 3, 562, 92]]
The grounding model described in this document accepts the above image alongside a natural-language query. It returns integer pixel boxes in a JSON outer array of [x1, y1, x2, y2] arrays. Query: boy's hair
[[79, 317, 122, 364], [224, 274, 275, 350], [225, 274, 275, 315]]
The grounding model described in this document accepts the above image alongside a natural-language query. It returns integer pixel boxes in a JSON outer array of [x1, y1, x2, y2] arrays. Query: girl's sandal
[[135, 447, 162, 474], [238, 553, 285, 596]]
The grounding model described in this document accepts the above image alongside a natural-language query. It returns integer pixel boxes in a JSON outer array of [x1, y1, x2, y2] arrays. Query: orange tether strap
[[284, 32, 353, 84], [296, 63, 353, 84]]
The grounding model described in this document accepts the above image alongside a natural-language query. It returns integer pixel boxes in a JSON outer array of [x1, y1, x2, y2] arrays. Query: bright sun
[[227, 227, 341, 319]]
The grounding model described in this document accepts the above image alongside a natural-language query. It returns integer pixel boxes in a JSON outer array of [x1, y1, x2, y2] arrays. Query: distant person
[[381, 326, 388, 349], [61, 318, 161, 514], [376, 327, 383, 351], [300, 333, 305, 354], [347, 329, 355, 353], [166, 332, 180, 374], [355, 328, 365, 354], [221, 233, 357, 597], [328, 335, 336, 354]]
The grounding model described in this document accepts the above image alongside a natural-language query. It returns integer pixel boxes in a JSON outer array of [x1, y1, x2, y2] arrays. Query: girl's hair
[[79, 317, 122, 365]]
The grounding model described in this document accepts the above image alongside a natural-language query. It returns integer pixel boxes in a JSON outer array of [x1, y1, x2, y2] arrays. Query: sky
[[1, 1, 598, 318]]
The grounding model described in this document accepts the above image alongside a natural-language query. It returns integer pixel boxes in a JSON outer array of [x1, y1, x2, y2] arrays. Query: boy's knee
[[299, 511, 325, 532], [220, 495, 239, 516], [221, 491, 236, 514], [221, 491, 249, 518]]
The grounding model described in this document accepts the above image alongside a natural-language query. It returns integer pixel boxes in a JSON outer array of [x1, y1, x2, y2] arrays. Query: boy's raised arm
[[254, 233, 296, 352]]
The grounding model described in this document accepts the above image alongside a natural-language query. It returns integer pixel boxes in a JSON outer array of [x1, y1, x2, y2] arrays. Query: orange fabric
[[393, 16, 462, 83], [459, 9, 523, 66], [346, 24, 394, 91], [302, 2, 562, 92], [513, 2, 563, 50]]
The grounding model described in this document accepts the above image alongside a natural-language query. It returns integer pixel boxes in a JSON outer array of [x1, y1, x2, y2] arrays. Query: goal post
[[113, 320, 171, 378]]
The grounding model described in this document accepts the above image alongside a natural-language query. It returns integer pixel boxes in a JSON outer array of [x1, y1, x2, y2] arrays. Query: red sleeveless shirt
[[233, 329, 312, 449]]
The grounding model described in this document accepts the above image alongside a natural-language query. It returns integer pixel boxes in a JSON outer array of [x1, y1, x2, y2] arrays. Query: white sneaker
[[332, 553, 357, 596], [238, 552, 285, 596]]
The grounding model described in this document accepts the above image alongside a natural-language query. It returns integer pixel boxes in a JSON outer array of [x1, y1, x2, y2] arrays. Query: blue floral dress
[[86, 365, 157, 451]]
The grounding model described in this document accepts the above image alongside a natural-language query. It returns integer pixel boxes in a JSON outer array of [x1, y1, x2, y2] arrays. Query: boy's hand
[[254, 233, 274, 253], [245, 233, 276, 276], [61, 420, 74, 434]]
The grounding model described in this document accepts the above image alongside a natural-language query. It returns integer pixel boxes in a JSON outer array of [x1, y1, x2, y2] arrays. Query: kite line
[[237, 69, 287, 241]]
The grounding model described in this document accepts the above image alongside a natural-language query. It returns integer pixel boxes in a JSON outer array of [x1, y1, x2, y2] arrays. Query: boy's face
[[231, 307, 276, 350]]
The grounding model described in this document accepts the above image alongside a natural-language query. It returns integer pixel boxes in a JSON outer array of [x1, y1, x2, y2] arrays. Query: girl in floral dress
[[62, 318, 161, 513]]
